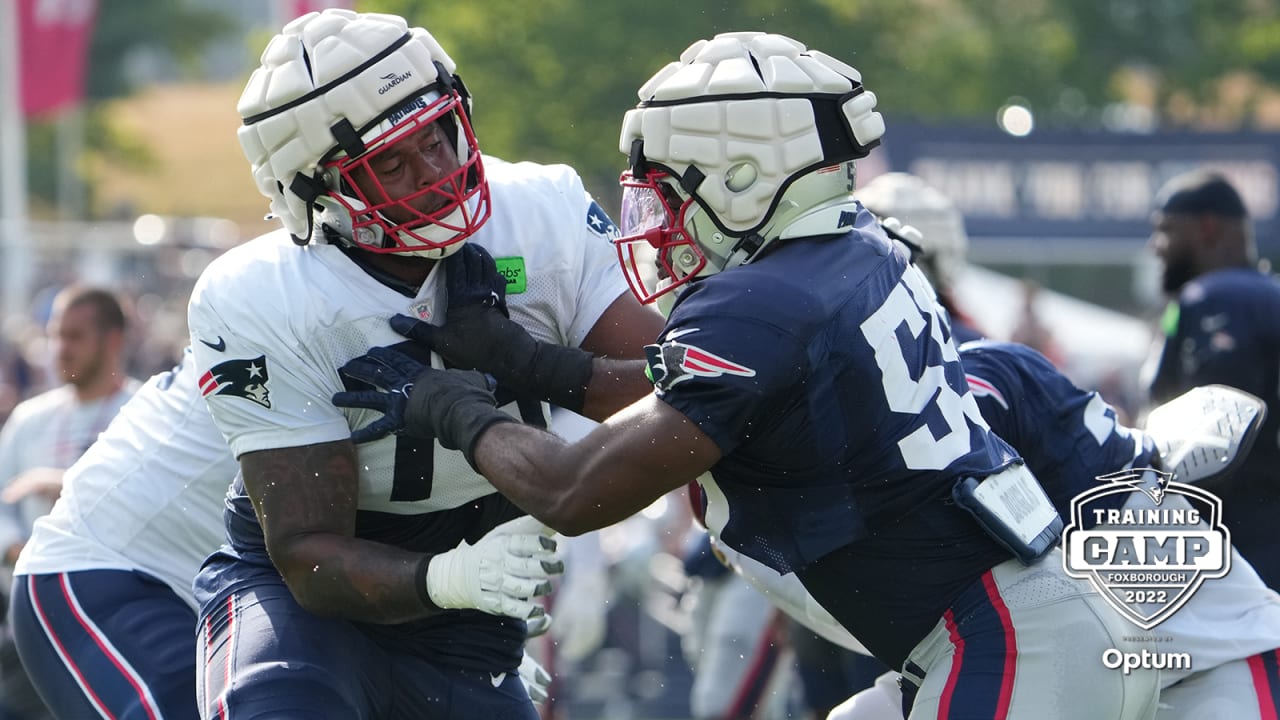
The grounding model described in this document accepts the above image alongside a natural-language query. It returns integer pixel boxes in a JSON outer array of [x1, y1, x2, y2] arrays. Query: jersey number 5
[[862, 267, 988, 470]]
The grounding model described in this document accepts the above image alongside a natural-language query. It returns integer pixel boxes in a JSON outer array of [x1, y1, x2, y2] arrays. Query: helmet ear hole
[[725, 162, 758, 192]]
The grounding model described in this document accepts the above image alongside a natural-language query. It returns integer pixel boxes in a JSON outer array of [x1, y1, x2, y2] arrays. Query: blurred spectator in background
[[1144, 169, 1280, 590], [680, 522, 792, 720], [1009, 278, 1065, 367], [0, 331, 41, 427], [0, 285, 142, 720], [854, 172, 986, 343]]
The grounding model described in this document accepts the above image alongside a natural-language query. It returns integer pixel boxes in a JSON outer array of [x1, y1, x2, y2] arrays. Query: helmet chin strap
[[722, 236, 762, 270], [314, 194, 471, 258]]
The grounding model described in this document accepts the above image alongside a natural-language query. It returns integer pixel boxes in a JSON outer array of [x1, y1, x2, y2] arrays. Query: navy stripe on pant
[[195, 555, 539, 720], [936, 572, 1016, 720]]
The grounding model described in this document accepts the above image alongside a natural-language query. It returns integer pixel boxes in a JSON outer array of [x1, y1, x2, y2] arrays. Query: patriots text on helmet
[[384, 95, 428, 126]]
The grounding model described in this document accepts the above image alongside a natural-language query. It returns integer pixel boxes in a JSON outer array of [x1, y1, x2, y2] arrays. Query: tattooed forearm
[[240, 440, 442, 623], [242, 441, 359, 537]]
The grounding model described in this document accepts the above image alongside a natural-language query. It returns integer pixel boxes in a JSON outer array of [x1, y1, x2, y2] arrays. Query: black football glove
[[391, 243, 594, 413], [334, 346, 515, 469]]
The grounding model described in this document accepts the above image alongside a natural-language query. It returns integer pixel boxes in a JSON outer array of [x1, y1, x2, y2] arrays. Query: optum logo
[[1102, 648, 1191, 675]]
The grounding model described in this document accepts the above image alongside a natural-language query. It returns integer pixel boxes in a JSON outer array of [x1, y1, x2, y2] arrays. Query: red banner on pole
[[288, 0, 353, 20], [18, 0, 98, 118]]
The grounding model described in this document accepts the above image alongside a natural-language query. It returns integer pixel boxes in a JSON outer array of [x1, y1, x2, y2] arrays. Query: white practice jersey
[[0, 379, 141, 552], [188, 159, 626, 522], [14, 351, 235, 608]]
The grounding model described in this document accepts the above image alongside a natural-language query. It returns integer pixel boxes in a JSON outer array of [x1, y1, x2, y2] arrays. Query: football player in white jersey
[[7, 350, 560, 719], [186, 9, 662, 720], [9, 350, 235, 719]]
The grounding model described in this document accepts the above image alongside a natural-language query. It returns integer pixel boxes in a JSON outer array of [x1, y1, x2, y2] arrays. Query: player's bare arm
[[239, 440, 437, 624], [576, 292, 667, 420], [334, 358, 720, 536], [474, 393, 720, 535]]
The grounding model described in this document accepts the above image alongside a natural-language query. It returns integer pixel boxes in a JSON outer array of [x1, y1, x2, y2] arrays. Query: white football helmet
[[854, 172, 969, 292], [237, 9, 489, 258], [615, 32, 885, 303]]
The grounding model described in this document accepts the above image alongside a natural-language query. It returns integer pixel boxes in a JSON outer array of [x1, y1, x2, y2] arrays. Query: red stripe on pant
[[935, 569, 1016, 720], [724, 609, 786, 719], [1248, 649, 1280, 720]]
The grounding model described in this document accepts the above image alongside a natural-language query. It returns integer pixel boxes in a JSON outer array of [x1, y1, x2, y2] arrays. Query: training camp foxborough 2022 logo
[[1062, 468, 1230, 630]]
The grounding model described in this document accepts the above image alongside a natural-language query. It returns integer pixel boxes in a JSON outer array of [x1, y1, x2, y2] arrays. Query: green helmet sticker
[[495, 257, 527, 294]]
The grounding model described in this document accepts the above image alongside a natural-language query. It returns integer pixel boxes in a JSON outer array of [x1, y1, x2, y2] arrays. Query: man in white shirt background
[[0, 285, 141, 720]]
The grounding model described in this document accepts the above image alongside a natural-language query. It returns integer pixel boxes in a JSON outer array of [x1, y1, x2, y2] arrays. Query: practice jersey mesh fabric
[[14, 352, 226, 608], [188, 157, 627, 551]]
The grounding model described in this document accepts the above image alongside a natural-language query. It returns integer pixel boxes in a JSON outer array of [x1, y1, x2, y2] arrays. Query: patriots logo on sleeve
[[644, 329, 756, 392], [200, 355, 271, 408], [965, 373, 1009, 410], [586, 201, 620, 239]]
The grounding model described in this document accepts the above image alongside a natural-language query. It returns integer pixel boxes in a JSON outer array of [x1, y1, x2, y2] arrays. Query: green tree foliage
[[85, 0, 237, 101], [26, 0, 235, 215], [362, 0, 1280, 202]]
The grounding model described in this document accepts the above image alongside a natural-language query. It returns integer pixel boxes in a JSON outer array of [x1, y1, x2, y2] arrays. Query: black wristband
[[530, 343, 594, 414]]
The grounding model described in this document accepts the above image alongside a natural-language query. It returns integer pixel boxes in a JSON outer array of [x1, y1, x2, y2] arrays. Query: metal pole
[[0, 0, 33, 327]]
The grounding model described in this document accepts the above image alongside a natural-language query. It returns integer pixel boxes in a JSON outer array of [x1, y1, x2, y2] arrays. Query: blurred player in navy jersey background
[[1145, 169, 1280, 590]]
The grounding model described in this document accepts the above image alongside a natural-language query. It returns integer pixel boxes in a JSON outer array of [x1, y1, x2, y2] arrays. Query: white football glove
[[525, 612, 553, 639], [878, 215, 925, 249], [518, 652, 552, 705], [426, 515, 563, 620], [1144, 384, 1266, 484]]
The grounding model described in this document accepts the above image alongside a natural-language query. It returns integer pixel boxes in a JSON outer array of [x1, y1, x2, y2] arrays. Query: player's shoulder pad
[[485, 158, 585, 196], [188, 229, 324, 331]]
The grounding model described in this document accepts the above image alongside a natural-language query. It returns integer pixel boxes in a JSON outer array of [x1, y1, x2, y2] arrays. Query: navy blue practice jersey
[[650, 208, 1018, 667], [1146, 267, 1280, 588], [960, 340, 1151, 523], [1149, 267, 1280, 473]]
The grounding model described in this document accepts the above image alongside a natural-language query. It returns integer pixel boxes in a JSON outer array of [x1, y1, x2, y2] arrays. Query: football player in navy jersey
[[1145, 170, 1280, 590], [722, 340, 1280, 720], [781, 172, 983, 718], [338, 33, 1159, 719], [186, 9, 663, 720]]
